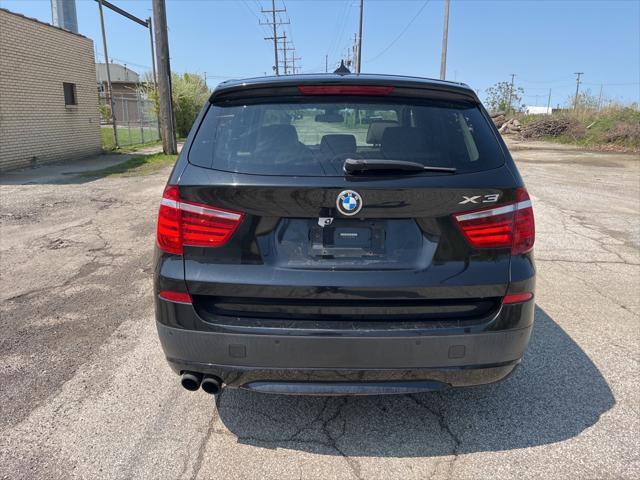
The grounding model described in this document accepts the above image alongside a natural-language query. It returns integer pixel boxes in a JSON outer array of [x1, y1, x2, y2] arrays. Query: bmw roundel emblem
[[336, 190, 363, 216]]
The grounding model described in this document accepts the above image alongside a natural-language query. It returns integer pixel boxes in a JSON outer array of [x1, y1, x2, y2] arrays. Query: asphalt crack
[[537, 258, 639, 266], [214, 396, 362, 479], [408, 394, 462, 480]]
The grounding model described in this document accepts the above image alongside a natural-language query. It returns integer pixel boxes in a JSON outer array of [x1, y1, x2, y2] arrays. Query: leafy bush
[[171, 73, 210, 137], [99, 103, 112, 123]]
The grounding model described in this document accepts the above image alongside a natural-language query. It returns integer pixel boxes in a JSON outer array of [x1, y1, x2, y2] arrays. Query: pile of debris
[[521, 116, 583, 140], [490, 112, 521, 134]]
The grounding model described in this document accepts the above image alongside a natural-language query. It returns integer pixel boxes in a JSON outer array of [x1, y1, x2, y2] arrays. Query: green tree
[[139, 72, 210, 138], [485, 81, 524, 113]]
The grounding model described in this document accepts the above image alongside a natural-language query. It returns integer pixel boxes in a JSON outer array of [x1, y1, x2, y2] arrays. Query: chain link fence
[[99, 91, 160, 149]]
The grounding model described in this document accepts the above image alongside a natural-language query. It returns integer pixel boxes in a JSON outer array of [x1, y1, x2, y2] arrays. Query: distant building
[[96, 63, 143, 123], [0, 8, 101, 172], [524, 106, 552, 115]]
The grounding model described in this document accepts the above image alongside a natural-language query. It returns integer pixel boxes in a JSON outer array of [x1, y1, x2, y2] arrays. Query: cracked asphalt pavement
[[1, 141, 638, 479]]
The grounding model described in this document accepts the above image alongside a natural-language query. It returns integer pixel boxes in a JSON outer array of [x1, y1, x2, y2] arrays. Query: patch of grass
[[81, 153, 178, 178], [101, 126, 161, 151], [116, 140, 163, 154]]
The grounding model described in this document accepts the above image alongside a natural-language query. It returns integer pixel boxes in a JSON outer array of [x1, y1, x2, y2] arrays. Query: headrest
[[256, 124, 299, 150], [320, 134, 357, 156], [366, 120, 398, 144], [381, 127, 426, 160]]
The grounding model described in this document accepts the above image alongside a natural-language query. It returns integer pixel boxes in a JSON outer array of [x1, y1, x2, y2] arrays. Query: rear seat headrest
[[257, 124, 299, 150], [366, 120, 398, 145], [381, 127, 427, 160], [320, 134, 357, 155]]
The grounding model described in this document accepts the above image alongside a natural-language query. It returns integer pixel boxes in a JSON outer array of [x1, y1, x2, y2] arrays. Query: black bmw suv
[[154, 74, 535, 396]]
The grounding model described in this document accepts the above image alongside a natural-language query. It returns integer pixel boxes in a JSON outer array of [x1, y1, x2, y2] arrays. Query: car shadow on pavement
[[215, 306, 615, 456]]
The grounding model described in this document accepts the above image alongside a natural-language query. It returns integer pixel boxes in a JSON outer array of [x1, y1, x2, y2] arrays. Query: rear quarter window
[[188, 97, 504, 176]]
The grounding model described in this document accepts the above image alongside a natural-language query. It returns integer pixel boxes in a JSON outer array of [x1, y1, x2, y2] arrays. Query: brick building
[[0, 8, 101, 172]]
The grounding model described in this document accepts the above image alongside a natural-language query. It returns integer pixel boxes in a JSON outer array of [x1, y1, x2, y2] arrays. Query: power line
[[280, 0, 295, 49], [519, 77, 568, 84], [238, 0, 274, 50], [583, 81, 640, 86], [326, 0, 350, 59], [95, 54, 152, 72], [240, 0, 269, 32], [520, 77, 640, 87], [366, 0, 430, 63], [327, 0, 354, 67]]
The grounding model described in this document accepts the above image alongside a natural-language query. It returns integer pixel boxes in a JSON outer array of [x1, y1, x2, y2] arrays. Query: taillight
[[157, 186, 182, 254], [511, 188, 535, 255], [298, 85, 395, 96], [503, 292, 534, 304], [156, 185, 244, 255], [453, 188, 535, 255], [159, 290, 192, 303]]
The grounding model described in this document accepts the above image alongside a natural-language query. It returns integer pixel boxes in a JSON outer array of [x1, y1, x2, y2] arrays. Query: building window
[[63, 82, 77, 106]]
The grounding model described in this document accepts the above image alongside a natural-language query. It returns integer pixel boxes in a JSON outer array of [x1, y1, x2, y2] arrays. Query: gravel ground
[[0, 141, 638, 479]]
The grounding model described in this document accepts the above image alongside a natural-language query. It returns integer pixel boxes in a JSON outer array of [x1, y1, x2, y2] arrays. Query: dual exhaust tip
[[180, 371, 222, 395]]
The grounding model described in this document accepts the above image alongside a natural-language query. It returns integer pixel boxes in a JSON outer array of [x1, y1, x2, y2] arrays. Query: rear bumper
[[156, 319, 532, 389]]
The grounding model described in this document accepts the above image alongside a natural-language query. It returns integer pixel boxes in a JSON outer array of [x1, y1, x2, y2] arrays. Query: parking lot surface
[[1, 141, 638, 479]]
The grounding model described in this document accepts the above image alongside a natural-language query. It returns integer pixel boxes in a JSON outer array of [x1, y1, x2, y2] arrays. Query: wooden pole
[[439, 0, 450, 80], [152, 0, 177, 154], [97, 0, 119, 149]]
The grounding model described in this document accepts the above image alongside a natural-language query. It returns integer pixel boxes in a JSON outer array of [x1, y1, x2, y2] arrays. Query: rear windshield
[[188, 97, 505, 176]]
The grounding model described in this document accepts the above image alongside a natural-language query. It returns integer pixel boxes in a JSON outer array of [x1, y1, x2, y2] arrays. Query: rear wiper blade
[[343, 158, 456, 175]]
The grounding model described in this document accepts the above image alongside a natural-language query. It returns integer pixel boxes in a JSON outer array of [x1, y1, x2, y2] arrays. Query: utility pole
[[507, 73, 516, 112], [146, 16, 160, 138], [356, 0, 364, 74], [280, 32, 288, 74], [261, 0, 287, 75], [325, 54, 328, 73], [573, 72, 584, 110], [97, 0, 119, 149], [597, 83, 603, 112], [352, 33, 358, 71], [278, 32, 298, 75], [291, 54, 302, 75], [152, 0, 177, 154], [147, 17, 158, 84], [546, 88, 552, 114], [439, 0, 450, 80]]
